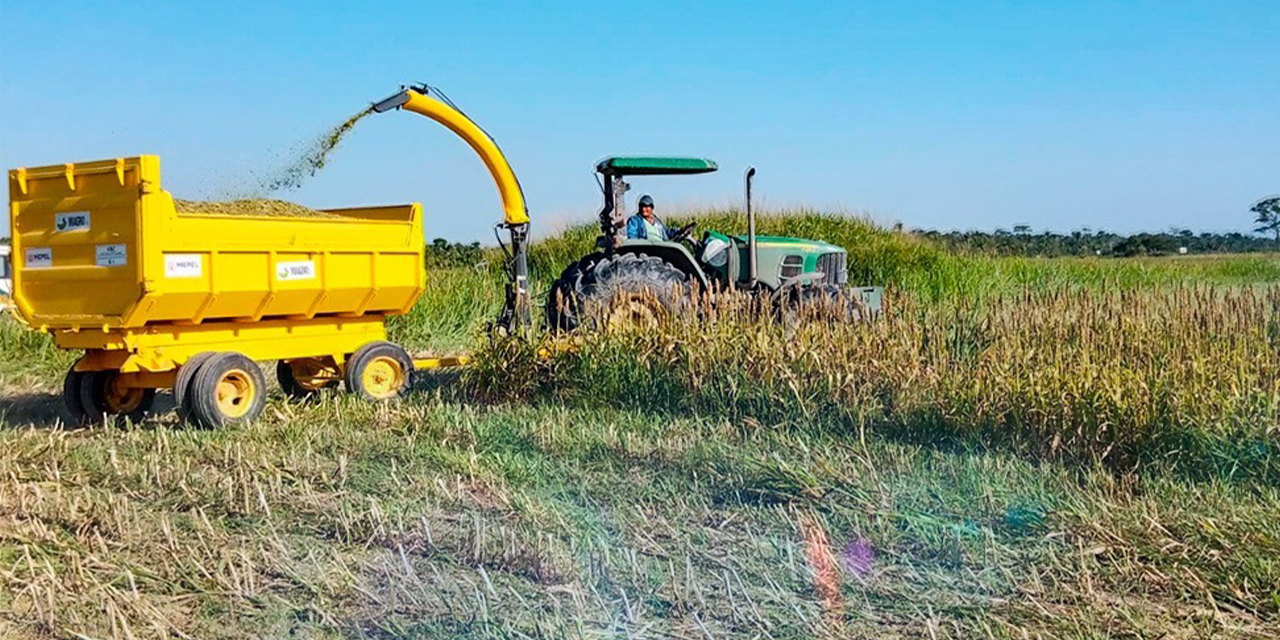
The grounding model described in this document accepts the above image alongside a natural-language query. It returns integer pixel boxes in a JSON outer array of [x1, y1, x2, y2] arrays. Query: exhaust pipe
[[745, 166, 757, 286]]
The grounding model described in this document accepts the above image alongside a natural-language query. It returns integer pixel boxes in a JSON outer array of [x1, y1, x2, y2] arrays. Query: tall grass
[[525, 208, 1280, 300], [387, 266, 501, 352], [468, 285, 1280, 479]]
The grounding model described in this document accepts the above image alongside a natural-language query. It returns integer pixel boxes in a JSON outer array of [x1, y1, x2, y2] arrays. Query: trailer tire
[[175, 352, 217, 420], [62, 367, 88, 426], [79, 371, 156, 425], [277, 358, 339, 399], [187, 353, 267, 429], [345, 341, 414, 401]]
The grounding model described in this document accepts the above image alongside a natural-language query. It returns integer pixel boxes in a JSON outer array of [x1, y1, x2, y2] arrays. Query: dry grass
[[471, 285, 1280, 480], [0, 398, 1276, 638]]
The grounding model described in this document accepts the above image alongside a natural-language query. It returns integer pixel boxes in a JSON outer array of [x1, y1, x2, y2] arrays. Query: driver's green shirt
[[643, 218, 665, 240]]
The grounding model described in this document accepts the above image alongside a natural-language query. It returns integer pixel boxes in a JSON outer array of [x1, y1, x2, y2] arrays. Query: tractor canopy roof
[[596, 156, 718, 176]]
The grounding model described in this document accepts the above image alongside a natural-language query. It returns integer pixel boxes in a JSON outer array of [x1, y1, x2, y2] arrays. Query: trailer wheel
[[62, 367, 88, 426], [345, 342, 414, 401], [79, 370, 156, 424], [175, 352, 217, 419], [187, 353, 267, 428], [277, 358, 339, 399]]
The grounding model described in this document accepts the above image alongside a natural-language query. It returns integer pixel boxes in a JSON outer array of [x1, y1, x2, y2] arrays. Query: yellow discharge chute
[[372, 87, 529, 226]]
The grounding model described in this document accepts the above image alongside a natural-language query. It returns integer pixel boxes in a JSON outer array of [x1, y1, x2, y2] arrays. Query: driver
[[625, 194, 673, 240]]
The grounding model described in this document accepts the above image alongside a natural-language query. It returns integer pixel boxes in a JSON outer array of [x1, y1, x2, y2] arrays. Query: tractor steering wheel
[[670, 221, 698, 243]]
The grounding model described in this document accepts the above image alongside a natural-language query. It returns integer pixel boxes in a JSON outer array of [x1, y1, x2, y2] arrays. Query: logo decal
[[164, 254, 203, 278], [25, 247, 53, 269], [276, 260, 316, 281], [55, 212, 91, 232]]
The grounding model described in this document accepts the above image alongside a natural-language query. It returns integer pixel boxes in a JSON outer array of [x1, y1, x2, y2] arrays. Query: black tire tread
[[175, 352, 218, 419], [344, 342, 414, 401], [550, 252, 690, 331], [79, 370, 156, 425], [188, 352, 267, 429], [546, 252, 603, 331], [62, 367, 87, 426]]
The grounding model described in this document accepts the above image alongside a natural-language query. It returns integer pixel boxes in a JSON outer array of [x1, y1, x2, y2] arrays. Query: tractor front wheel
[[785, 284, 867, 325]]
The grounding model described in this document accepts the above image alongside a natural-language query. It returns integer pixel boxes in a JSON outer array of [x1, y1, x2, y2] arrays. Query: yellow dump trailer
[[8, 156, 436, 427]]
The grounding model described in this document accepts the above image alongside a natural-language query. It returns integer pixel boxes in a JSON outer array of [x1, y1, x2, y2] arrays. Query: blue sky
[[2, 1, 1277, 241]]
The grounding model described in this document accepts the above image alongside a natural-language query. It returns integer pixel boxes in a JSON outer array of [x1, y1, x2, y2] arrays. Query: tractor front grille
[[817, 252, 847, 286], [781, 254, 805, 279]]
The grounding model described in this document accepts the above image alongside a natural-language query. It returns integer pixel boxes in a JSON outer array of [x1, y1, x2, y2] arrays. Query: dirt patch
[[174, 198, 339, 218]]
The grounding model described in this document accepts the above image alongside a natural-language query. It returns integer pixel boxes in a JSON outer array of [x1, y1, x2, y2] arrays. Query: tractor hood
[[730, 234, 844, 253]]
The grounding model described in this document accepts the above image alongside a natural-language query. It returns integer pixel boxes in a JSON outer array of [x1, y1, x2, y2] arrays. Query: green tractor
[[547, 156, 882, 330]]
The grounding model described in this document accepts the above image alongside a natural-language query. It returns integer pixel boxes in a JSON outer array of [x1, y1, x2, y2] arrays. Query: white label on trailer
[[55, 211, 91, 232], [96, 244, 128, 267], [164, 254, 203, 278], [25, 247, 53, 269], [276, 260, 316, 281]]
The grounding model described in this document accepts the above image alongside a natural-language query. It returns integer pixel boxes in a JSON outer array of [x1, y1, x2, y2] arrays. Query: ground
[[1, 225, 1278, 638]]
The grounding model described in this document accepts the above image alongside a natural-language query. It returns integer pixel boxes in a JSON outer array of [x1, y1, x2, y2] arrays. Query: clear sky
[[2, 1, 1277, 241]]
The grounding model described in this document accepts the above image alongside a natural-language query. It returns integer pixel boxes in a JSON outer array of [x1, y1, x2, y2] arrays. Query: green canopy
[[595, 156, 718, 176]]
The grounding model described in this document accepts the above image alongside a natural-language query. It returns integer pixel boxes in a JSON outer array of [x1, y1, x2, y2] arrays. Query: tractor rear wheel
[[554, 253, 691, 332], [546, 252, 602, 331]]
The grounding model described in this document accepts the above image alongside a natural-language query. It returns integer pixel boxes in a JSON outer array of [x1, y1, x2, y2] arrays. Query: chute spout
[[373, 86, 529, 226]]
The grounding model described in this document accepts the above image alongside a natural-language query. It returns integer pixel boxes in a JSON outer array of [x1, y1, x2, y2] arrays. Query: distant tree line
[[425, 238, 485, 268], [911, 228, 1278, 257]]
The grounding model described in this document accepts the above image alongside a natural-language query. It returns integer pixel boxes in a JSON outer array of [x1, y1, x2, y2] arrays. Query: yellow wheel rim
[[215, 369, 256, 418], [104, 376, 145, 414], [606, 293, 663, 332], [361, 356, 406, 399]]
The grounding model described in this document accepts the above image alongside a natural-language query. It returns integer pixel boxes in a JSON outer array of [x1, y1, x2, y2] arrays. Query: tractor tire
[[79, 370, 156, 425], [566, 253, 692, 332], [790, 284, 867, 324], [344, 341, 414, 401], [546, 252, 603, 332], [186, 352, 267, 429]]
